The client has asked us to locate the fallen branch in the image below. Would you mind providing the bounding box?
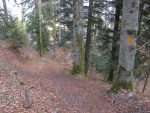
[21,89,31,108]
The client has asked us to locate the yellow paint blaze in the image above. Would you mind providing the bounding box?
[127,37,134,43]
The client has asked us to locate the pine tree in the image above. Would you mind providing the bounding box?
[85,0,94,74]
[107,0,122,82]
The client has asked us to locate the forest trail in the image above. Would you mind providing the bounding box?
[0,42,150,113]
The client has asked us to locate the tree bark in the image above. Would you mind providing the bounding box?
[137,1,144,36]
[72,0,85,74]
[85,0,94,75]
[2,0,8,24]
[117,0,140,91]
[38,0,45,57]
[107,0,122,82]
[58,22,62,46]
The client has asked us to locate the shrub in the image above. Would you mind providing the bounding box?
[4,17,27,53]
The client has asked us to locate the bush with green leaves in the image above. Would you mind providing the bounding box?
[0,15,26,53]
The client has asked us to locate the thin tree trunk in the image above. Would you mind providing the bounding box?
[2,0,8,38]
[85,0,94,74]
[58,0,62,46]
[142,73,149,93]
[53,21,57,51]
[38,0,44,57]
[21,0,25,31]
[107,0,122,82]
[53,0,57,53]
[58,22,62,46]
[117,0,140,91]
[137,1,144,37]
[2,0,8,24]
[72,0,85,74]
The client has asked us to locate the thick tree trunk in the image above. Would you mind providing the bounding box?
[38,0,45,57]
[107,0,122,82]
[117,0,140,91]
[85,0,94,75]
[72,0,85,74]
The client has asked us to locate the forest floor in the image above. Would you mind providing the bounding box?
[0,41,150,113]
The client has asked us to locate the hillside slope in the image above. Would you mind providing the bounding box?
[0,41,150,113]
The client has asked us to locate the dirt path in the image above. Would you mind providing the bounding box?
[13,56,150,113]
[35,69,116,113]
[14,58,117,113]
[0,43,150,113]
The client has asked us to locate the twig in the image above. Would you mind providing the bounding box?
[142,73,150,93]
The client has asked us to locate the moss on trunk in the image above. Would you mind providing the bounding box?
[116,66,136,92]
[72,34,85,75]
[72,0,85,75]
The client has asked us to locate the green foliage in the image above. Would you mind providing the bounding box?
[71,65,82,75]
[121,19,127,25]
[138,0,150,40]
[26,4,52,50]
[90,26,112,75]
[71,37,85,75]
[90,53,110,74]
[127,29,137,36]
[57,0,73,46]
[71,65,86,77]
[0,14,26,52]
[126,76,135,91]
[25,55,32,61]
[7,19,26,50]
[134,0,150,79]
[111,82,120,93]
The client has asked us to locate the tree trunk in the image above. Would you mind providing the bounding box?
[107,0,122,82]
[38,0,45,57]
[53,21,57,51]
[85,0,94,75]
[2,0,8,38]
[2,0,8,24]
[72,0,85,74]
[137,1,144,36]
[58,22,62,46]
[53,0,57,53]
[117,0,140,91]
[21,0,26,32]
[58,0,62,46]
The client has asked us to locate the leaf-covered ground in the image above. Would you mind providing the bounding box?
[0,41,150,113]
